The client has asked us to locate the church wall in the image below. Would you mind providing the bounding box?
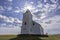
[30,21,44,35]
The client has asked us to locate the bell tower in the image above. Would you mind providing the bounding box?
[21,9,32,34]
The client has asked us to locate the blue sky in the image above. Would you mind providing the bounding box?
[0,0,60,35]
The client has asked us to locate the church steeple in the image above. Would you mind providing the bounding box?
[25,9,31,15]
[25,9,31,13]
[22,9,32,26]
[21,9,33,34]
[23,9,32,20]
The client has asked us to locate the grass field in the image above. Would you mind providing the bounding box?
[0,35,16,40]
[0,34,60,40]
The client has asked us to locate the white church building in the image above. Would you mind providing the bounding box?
[21,10,44,35]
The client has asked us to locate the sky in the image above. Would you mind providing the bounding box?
[0,0,60,35]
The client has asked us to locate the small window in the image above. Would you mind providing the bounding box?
[33,22,35,25]
[24,22,26,25]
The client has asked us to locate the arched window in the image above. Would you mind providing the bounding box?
[33,22,35,25]
[24,22,26,25]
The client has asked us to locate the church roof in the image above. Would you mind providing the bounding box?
[25,9,31,13]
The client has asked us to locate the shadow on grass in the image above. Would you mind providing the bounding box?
[10,34,48,40]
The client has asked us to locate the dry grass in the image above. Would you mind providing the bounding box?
[0,34,60,40]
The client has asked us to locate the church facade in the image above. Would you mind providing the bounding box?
[21,10,44,35]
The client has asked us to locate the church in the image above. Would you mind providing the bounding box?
[21,10,44,35]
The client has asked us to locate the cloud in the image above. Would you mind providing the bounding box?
[7,6,12,11]
[14,10,20,13]
[41,15,60,34]
[0,14,22,24]
[19,1,59,25]
[27,1,58,20]
[0,23,7,27]
[8,0,13,2]
[33,15,38,21]
[21,1,35,13]
[58,5,60,9]
[0,27,21,35]
[32,3,58,21]
[13,7,24,13]
[44,0,47,3]
[44,23,60,34]
[44,0,58,3]
[13,7,21,13]
[14,18,22,23]
[0,6,4,11]
[14,1,58,20]
[30,2,34,4]
[45,20,52,24]
[50,0,58,3]
[43,15,60,24]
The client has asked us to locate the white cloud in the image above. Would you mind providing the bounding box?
[44,0,47,3]
[58,5,60,9]
[50,4,57,9]
[44,23,60,34]
[33,2,58,20]
[33,15,38,21]
[30,2,34,4]
[50,0,58,3]
[37,3,43,8]
[20,1,58,19]
[8,0,13,2]
[7,6,12,11]
[13,7,22,13]
[41,3,57,13]
[0,15,22,23]
[21,1,35,12]
[14,18,22,23]
[42,15,60,24]
[40,15,60,34]
[0,23,7,27]
[14,10,20,13]
[0,6,4,11]
[0,27,21,35]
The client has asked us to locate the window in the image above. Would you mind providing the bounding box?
[33,22,35,25]
[24,22,26,25]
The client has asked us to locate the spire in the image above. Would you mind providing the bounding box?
[25,9,31,13]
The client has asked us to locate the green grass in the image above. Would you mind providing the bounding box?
[0,35,16,40]
[0,34,60,40]
[40,34,60,40]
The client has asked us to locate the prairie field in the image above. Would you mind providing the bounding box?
[0,34,60,40]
